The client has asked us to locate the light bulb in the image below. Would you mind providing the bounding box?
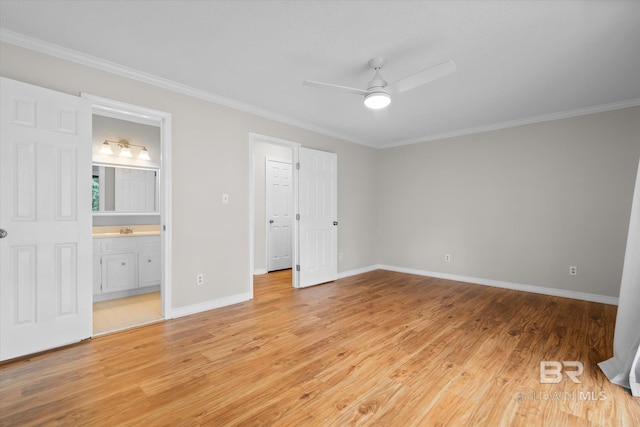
[364,92,391,109]
[138,147,150,161]
[99,141,113,155]
[119,145,132,158]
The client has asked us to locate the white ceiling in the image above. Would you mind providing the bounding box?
[1,1,639,148]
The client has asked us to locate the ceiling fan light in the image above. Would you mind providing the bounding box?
[364,92,391,109]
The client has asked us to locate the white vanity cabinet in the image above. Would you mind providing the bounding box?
[102,252,137,292]
[138,237,162,287]
[93,235,161,298]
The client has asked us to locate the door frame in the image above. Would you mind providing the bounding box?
[82,93,173,320]
[249,133,300,290]
[265,156,293,272]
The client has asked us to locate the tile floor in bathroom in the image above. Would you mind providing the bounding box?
[93,292,162,334]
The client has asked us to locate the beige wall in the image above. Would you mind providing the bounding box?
[377,107,640,297]
[0,42,379,311]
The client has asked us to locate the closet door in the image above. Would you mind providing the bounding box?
[298,147,337,287]
[0,77,92,361]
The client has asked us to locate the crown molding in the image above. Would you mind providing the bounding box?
[0,28,367,147]
[2,28,637,151]
[380,98,640,149]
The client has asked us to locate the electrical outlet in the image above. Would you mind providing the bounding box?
[339,252,344,261]
[569,266,577,276]
[196,274,204,285]
[444,254,451,262]
[222,193,229,204]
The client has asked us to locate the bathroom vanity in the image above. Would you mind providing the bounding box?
[92,225,161,301]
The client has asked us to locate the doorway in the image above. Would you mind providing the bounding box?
[266,156,293,272]
[250,134,299,291]
[83,93,172,334]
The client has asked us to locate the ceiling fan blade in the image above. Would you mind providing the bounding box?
[303,80,369,96]
[386,60,457,93]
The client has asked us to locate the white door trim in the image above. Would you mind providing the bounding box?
[81,93,173,320]
[249,133,300,291]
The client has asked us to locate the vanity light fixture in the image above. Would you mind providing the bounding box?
[138,147,151,161]
[100,139,151,160]
[99,140,114,155]
[119,144,133,158]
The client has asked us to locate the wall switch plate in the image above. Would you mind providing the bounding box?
[197,274,204,285]
[444,254,451,262]
[222,193,229,204]
[569,266,577,276]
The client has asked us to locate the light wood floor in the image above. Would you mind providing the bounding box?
[93,292,162,335]
[1,270,638,426]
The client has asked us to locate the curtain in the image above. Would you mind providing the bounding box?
[599,157,640,397]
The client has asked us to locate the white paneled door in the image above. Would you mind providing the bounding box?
[0,77,92,361]
[298,148,337,287]
[266,158,293,271]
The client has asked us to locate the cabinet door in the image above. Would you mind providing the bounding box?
[102,253,137,292]
[139,251,161,287]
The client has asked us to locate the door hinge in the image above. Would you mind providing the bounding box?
[296,265,300,272]
[163,224,166,231]
[296,162,300,170]
[296,213,300,220]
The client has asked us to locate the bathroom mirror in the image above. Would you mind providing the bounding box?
[92,165,159,214]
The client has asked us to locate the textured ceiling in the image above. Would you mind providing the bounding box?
[1,1,639,148]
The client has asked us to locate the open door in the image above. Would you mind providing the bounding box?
[0,77,92,361]
[298,147,337,287]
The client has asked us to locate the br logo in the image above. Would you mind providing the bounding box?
[540,361,583,384]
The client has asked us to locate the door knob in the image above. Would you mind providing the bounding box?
[269,219,274,224]
[0,229,7,239]
[333,221,339,226]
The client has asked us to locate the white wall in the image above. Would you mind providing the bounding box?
[377,107,640,298]
[0,42,379,311]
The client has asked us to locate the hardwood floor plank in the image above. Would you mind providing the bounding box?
[1,269,638,426]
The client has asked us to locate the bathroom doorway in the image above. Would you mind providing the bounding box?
[85,94,172,335]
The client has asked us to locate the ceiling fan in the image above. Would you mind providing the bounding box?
[303,57,456,109]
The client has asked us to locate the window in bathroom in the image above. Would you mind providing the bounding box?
[92,174,100,211]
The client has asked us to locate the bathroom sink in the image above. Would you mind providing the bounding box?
[92,225,161,238]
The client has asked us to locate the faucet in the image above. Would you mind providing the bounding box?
[120,227,134,234]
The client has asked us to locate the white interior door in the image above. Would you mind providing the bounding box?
[266,158,293,271]
[298,147,337,287]
[0,77,92,361]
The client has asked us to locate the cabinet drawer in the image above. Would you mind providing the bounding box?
[137,236,161,253]
[101,238,137,255]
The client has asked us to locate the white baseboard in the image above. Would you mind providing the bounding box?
[167,291,253,319]
[253,268,267,275]
[377,264,619,306]
[338,265,379,279]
